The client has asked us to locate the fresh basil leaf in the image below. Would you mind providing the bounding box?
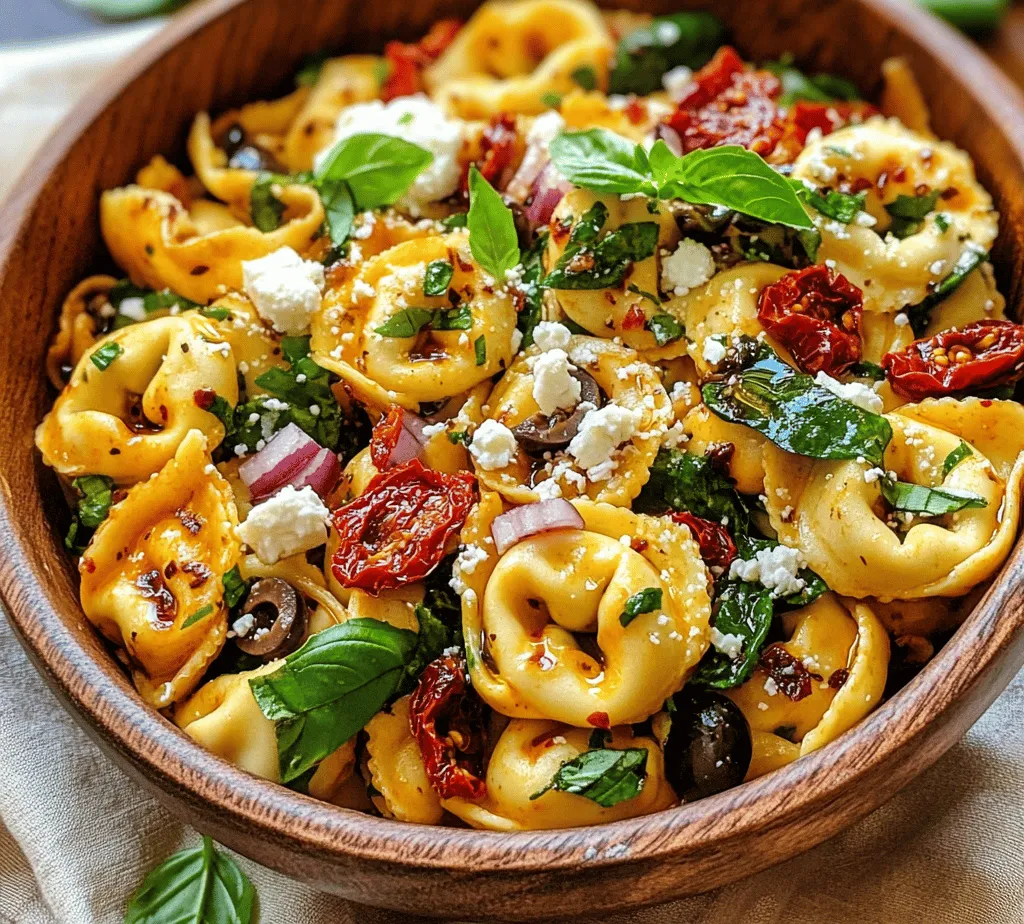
[424,260,454,297]
[531,748,648,807]
[544,202,659,290]
[181,604,214,630]
[763,56,860,106]
[374,307,435,338]
[549,129,656,196]
[571,65,598,91]
[942,441,973,477]
[648,312,683,346]
[851,360,886,381]
[125,836,255,924]
[886,190,940,239]
[396,604,454,697]
[657,143,814,230]
[318,177,354,247]
[633,448,750,533]
[108,281,203,321]
[627,283,662,307]
[73,475,115,528]
[734,534,828,608]
[222,566,251,610]
[516,231,548,349]
[296,51,329,87]
[792,182,866,223]
[880,479,987,515]
[250,618,418,782]
[315,133,433,209]
[906,245,988,335]
[620,587,663,627]
[467,166,521,280]
[935,212,952,232]
[609,11,726,96]
[474,335,487,366]
[434,306,474,331]
[250,172,287,232]
[540,92,563,108]
[90,341,123,371]
[693,581,774,689]
[441,212,468,229]
[703,350,893,466]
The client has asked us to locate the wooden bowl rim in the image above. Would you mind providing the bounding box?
[3,0,1024,879]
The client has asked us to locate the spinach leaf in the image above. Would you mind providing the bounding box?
[906,244,988,335]
[620,588,663,627]
[315,133,433,209]
[467,166,521,280]
[250,172,288,232]
[64,475,117,553]
[250,618,418,782]
[544,202,659,290]
[763,56,860,106]
[851,360,886,381]
[734,534,828,608]
[792,182,866,223]
[516,231,548,349]
[880,479,987,515]
[609,11,726,96]
[549,129,656,196]
[942,441,973,476]
[530,748,648,807]
[424,260,454,296]
[571,65,598,91]
[885,190,940,239]
[89,341,123,371]
[702,349,893,466]
[125,836,255,924]
[692,581,774,689]
[648,312,684,346]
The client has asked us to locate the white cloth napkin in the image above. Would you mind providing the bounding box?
[2,23,1024,924]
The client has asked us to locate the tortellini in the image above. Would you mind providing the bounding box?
[764,399,1024,599]
[45,275,117,389]
[425,0,613,119]
[459,494,711,726]
[312,231,517,409]
[79,431,240,707]
[36,314,237,483]
[443,719,674,830]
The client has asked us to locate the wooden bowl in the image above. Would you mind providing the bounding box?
[3,0,1024,918]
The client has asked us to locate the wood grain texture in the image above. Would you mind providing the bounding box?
[2,0,1024,918]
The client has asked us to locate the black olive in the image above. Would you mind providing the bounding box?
[512,368,601,455]
[234,577,307,660]
[220,122,283,173]
[222,123,247,157]
[663,688,752,801]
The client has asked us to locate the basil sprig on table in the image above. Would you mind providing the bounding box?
[549,130,813,231]
[880,478,987,515]
[467,165,521,280]
[125,836,255,924]
[702,347,894,466]
[906,244,989,335]
[543,201,659,290]
[250,618,420,782]
[693,581,774,689]
[531,748,648,807]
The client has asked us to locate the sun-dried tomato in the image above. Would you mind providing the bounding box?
[369,405,405,471]
[409,653,487,800]
[666,46,784,156]
[882,320,1024,401]
[773,100,879,163]
[461,113,519,196]
[330,459,476,593]
[759,643,812,702]
[758,265,863,376]
[381,19,462,102]
[622,304,646,330]
[670,512,737,571]
[586,711,611,730]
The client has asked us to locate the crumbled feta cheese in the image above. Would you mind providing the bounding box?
[729,544,807,598]
[531,349,581,416]
[532,321,573,352]
[231,613,255,638]
[237,485,329,565]
[568,404,642,475]
[863,467,887,484]
[661,239,716,296]
[352,278,376,300]
[814,371,884,414]
[535,478,563,500]
[661,65,693,101]
[710,627,745,660]
[317,95,463,210]
[702,336,728,366]
[469,419,518,470]
[421,421,446,440]
[510,327,523,353]
[456,543,488,575]
[118,296,147,322]
[893,312,909,328]
[241,247,325,335]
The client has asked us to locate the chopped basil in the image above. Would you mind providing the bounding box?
[441,212,468,229]
[222,566,251,610]
[571,65,598,91]
[200,306,231,321]
[467,166,521,280]
[540,92,563,108]
[880,479,987,515]
[107,280,203,326]
[516,231,548,349]
[396,604,456,697]
[648,312,684,346]
[906,245,988,335]
[447,430,470,446]
[250,618,419,782]
[250,172,288,232]
[65,474,116,553]
[549,129,657,197]
[124,836,255,924]
[531,747,648,807]
[627,283,662,307]
[609,11,726,96]
[424,260,454,296]
[851,360,887,381]
[763,55,860,106]
[474,335,487,366]
[181,604,214,630]
[295,51,328,87]
[885,190,940,239]
[792,183,866,223]
[935,212,952,232]
[620,587,663,627]
[942,441,973,476]
[317,176,355,247]
[315,133,433,209]
[90,341,123,370]
[543,201,659,290]
[702,348,893,466]
[693,581,774,689]
[374,306,472,338]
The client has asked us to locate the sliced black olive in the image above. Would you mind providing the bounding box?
[512,368,601,455]
[220,122,283,173]
[234,577,307,660]
[663,688,752,801]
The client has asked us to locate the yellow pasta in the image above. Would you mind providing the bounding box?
[45,275,118,390]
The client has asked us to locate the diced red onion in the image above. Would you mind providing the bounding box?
[239,422,320,501]
[386,421,425,468]
[655,123,683,157]
[525,163,572,225]
[506,146,549,204]
[490,499,585,555]
[288,446,341,498]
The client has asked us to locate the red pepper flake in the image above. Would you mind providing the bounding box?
[82,558,96,573]
[181,561,212,589]
[759,643,813,701]
[164,561,178,580]
[828,667,850,690]
[193,388,216,411]
[586,711,611,730]
[136,569,177,624]
[630,537,649,553]
[622,304,646,330]
[175,508,204,536]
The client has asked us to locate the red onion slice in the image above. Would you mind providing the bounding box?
[491,499,585,555]
[654,123,683,157]
[239,422,320,501]
[288,446,341,498]
[525,163,571,225]
[386,421,425,468]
